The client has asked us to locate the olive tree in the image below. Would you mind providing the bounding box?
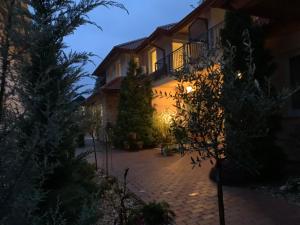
[83,105,103,170]
[170,32,292,225]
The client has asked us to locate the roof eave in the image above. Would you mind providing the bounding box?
[93,47,134,76]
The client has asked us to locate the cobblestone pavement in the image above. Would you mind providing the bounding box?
[79,138,300,225]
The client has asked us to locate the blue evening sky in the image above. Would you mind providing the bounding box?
[65,0,198,95]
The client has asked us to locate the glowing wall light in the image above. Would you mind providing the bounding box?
[186,86,193,93]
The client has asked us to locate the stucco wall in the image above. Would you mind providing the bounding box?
[208,8,225,28]
[102,92,120,126]
[152,78,178,114]
[106,53,137,83]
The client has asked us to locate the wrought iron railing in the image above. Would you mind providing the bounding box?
[152,42,206,79]
[151,21,224,79]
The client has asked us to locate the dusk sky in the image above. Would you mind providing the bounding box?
[65,0,198,94]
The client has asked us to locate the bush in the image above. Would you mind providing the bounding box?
[210,138,287,186]
[42,159,101,225]
[128,201,175,225]
[220,11,286,184]
[152,111,174,147]
[251,136,286,180]
[210,159,253,186]
[76,133,85,147]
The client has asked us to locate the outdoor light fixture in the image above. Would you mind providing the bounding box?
[237,72,242,79]
[162,111,173,124]
[186,86,193,93]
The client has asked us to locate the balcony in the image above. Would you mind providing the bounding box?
[150,22,224,80]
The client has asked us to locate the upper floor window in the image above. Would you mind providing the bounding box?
[115,60,121,77]
[172,42,184,70]
[134,57,140,67]
[149,49,157,73]
[290,55,300,109]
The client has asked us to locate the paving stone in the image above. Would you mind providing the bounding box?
[79,139,300,225]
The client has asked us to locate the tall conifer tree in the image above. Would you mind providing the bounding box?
[115,60,154,149]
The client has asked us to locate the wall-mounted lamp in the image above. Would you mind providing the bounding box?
[237,72,242,79]
[186,86,193,93]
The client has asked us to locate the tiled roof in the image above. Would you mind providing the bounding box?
[116,37,147,50]
[158,23,177,31]
[111,23,177,51]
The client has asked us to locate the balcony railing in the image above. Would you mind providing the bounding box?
[151,22,224,80]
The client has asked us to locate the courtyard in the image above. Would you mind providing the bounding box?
[80,137,300,225]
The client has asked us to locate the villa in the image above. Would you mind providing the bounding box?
[86,0,300,161]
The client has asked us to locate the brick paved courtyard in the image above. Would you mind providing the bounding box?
[79,138,300,225]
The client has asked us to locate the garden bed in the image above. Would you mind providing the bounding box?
[95,170,175,225]
[253,177,300,206]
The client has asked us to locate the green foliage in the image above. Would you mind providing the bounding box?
[141,201,175,225]
[167,31,292,225]
[221,11,286,179]
[222,31,290,178]
[1,1,126,225]
[101,169,175,225]
[128,201,175,225]
[152,111,174,146]
[76,133,86,147]
[114,60,154,149]
[42,160,100,225]
[170,49,225,166]
[83,105,103,139]
[93,76,106,93]
[221,11,276,89]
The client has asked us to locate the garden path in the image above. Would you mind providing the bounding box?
[78,137,300,225]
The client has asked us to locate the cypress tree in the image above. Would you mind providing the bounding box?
[114,59,154,149]
[1,1,126,224]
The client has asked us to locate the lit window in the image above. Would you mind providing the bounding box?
[172,42,184,70]
[134,57,140,67]
[150,49,157,73]
[115,60,121,77]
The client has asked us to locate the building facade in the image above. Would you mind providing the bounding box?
[87,0,300,160]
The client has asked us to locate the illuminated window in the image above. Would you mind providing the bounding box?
[172,42,184,70]
[115,60,121,77]
[150,49,157,73]
[134,57,140,67]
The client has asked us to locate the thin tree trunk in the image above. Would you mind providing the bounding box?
[91,133,98,170]
[216,158,225,225]
[105,135,109,176]
[0,0,15,123]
